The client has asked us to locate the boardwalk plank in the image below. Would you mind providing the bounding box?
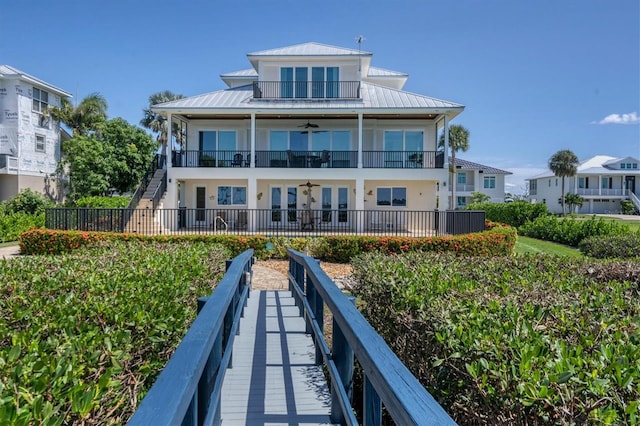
[221,290,333,425]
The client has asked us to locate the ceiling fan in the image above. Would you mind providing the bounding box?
[298,120,319,129]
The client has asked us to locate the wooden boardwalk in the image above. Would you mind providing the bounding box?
[220,290,334,425]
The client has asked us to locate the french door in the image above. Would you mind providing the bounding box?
[270,186,298,226]
[320,186,349,226]
[196,187,206,222]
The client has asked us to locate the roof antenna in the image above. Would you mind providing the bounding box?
[356,35,365,77]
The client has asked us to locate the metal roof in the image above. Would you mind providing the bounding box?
[0,65,72,97]
[221,66,406,78]
[152,82,463,114]
[367,66,408,77]
[247,42,371,57]
[453,157,512,174]
[528,155,639,179]
[220,69,258,78]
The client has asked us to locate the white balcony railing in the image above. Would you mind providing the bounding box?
[576,188,626,196]
[455,184,475,192]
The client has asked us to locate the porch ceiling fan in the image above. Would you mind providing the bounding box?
[299,180,321,188]
[298,120,319,129]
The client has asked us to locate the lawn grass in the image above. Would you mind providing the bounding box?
[0,241,18,248]
[514,235,582,256]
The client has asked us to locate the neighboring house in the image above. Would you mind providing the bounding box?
[0,65,71,201]
[452,157,512,208]
[150,42,465,233]
[527,155,640,214]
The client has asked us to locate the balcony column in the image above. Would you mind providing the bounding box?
[357,113,363,168]
[166,113,172,171]
[443,115,451,210]
[250,112,256,168]
[247,177,257,232]
[355,178,365,232]
[598,175,602,195]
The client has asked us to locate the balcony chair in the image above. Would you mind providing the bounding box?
[320,150,330,167]
[287,150,305,168]
[231,153,243,167]
[244,153,251,167]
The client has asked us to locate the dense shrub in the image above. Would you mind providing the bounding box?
[466,200,547,228]
[351,252,640,425]
[20,226,516,262]
[518,215,630,247]
[0,241,229,424]
[579,234,640,259]
[0,212,45,243]
[0,190,51,242]
[313,225,517,262]
[75,196,131,208]
[20,229,271,258]
[4,188,53,215]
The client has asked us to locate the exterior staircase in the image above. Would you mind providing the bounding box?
[124,155,169,234]
[629,191,640,215]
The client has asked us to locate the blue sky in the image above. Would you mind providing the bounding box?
[2,0,638,194]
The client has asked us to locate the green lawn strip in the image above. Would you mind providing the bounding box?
[515,236,582,256]
[0,241,18,248]
[0,241,229,424]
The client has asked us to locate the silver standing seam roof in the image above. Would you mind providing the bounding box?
[452,157,512,175]
[247,42,372,57]
[152,82,463,114]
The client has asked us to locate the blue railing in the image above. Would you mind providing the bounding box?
[128,250,254,425]
[287,249,456,425]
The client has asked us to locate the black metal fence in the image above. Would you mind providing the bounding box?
[46,208,485,237]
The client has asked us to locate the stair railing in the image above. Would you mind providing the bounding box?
[127,154,166,210]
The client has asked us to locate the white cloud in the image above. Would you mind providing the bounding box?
[593,112,640,125]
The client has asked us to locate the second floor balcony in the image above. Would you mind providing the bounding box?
[172,150,444,169]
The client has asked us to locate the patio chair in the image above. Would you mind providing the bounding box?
[236,211,248,229]
[231,153,243,167]
[300,210,315,230]
[244,153,251,167]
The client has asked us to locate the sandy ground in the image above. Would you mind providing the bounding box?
[0,244,20,259]
[252,259,353,291]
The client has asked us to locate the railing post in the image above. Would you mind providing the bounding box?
[313,259,324,365]
[196,296,223,425]
[364,375,382,425]
[330,295,355,424]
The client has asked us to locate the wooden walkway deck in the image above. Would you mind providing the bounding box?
[220,290,334,425]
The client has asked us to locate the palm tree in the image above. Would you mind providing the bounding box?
[438,124,470,209]
[548,149,579,215]
[140,91,185,152]
[564,193,584,214]
[47,93,108,136]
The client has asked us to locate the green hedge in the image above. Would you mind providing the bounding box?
[0,241,229,424]
[579,234,640,259]
[0,212,44,243]
[351,252,640,424]
[466,200,548,228]
[518,215,631,247]
[75,196,131,208]
[20,225,516,262]
[313,223,516,262]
